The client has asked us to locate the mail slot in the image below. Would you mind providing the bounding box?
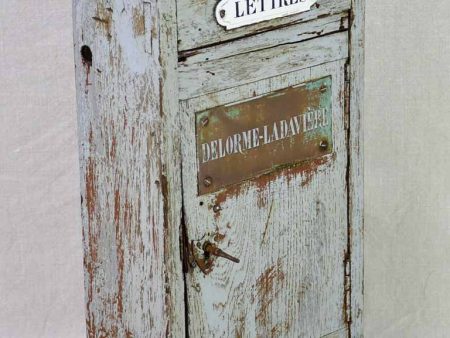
[73,1,364,337]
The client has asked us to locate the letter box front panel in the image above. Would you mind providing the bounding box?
[196,76,333,195]
[180,60,349,337]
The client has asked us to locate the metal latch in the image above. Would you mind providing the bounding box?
[188,234,240,275]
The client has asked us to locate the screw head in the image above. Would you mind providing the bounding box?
[319,140,328,150]
[213,204,221,213]
[219,9,226,18]
[201,117,209,127]
[203,176,213,187]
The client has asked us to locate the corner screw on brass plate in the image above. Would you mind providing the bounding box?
[319,140,328,151]
[203,176,213,187]
[201,117,209,127]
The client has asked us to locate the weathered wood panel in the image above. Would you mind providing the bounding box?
[349,1,365,337]
[73,0,363,335]
[73,1,184,337]
[179,12,349,64]
[177,0,351,51]
[180,61,350,337]
[179,31,348,100]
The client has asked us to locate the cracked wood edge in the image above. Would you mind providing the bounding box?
[178,12,349,64]
[177,0,351,51]
[73,0,184,337]
[179,31,349,100]
[349,0,365,337]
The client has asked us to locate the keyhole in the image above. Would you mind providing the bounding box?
[80,45,92,66]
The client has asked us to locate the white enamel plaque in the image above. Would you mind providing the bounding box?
[215,0,317,30]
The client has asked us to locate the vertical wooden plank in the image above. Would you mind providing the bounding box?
[349,0,365,337]
[158,0,186,336]
[72,0,184,336]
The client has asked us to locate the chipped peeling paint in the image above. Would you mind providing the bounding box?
[74,0,184,337]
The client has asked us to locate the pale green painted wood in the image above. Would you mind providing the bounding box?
[181,60,350,338]
[73,0,184,337]
[177,0,351,50]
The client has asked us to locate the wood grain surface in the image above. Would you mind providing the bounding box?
[177,0,351,51]
[73,0,364,336]
[179,30,349,100]
[181,61,350,337]
[73,1,184,336]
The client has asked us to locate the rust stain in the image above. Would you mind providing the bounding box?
[300,154,335,187]
[196,256,215,275]
[160,174,170,244]
[261,200,274,244]
[114,190,120,225]
[85,157,97,225]
[93,3,112,40]
[132,7,145,36]
[268,321,292,338]
[235,314,246,338]
[256,259,285,328]
[214,154,334,206]
[110,135,117,160]
[95,324,119,338]
[116,200,125,322]
[123,197,132,238]
[160,173,176,335]
[84,125,99,337]
[213,232,226,243]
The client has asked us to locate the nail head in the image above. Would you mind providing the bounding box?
[203,176,213,187]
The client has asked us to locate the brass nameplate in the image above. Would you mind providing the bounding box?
[196,76,333,195]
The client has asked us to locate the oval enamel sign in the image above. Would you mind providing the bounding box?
[215,0,318,30]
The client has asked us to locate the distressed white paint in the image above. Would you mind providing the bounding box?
[179,12,348,64]
[177,0,351,50]
[73,0,184,337]
[349,1,365,336]
[74,0,363,336]
[181,61,350,337]
[215,0,317,30]
[179,31,348,99]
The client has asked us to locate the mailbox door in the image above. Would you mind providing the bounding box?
[180,59,350,337]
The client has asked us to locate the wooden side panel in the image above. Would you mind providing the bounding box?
[179,31,348,100]
[177,0,351,51]
[73,1,184,337]
[181,61,349,337]
[349,0,365,336]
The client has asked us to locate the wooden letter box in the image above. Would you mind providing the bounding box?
[73,0,364,336]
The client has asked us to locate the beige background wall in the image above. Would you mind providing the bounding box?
[0,1,86,337]
[364,1,450,337]
[1,0,449,337]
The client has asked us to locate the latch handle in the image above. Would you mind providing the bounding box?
[203,241,240,263]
